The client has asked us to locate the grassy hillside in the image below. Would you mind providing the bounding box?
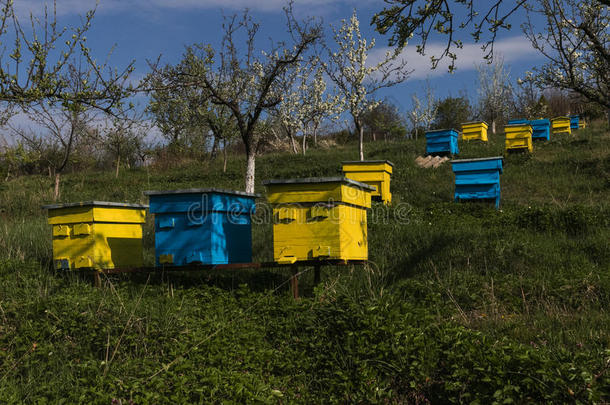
[1,125,609,403]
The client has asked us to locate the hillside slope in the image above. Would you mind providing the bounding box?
[0,125,609,403]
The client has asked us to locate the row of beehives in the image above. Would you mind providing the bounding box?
[424,116,584,210]
[425,115,583,155]
[43,161,394,270]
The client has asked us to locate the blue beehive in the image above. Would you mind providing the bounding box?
[425,128,459,155]
[508,119,529,125]
[569,115,579,130]
[530,119,550,141]
[451,157,503,209]
[144,188,259,266]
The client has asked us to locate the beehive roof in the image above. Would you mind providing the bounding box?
[262,177,376,191]
[42,201,148,210]
[143,188,260,198]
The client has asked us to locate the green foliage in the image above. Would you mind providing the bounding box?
[0,124,608,402]
[433,96,472,130]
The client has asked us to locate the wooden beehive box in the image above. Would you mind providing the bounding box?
[425,128,459,155]
[461,121,489,142]
[145,189,259,266]
[341,160,394,205]
[451,157,503,209]
[551,117,571,135]
[530,119,551,141]
[263,177,374,264]
[43,201,147,270]
[505,124,533,153]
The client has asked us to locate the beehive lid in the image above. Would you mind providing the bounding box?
[262,177,376,192]
[462,121,488,125]
[144,188,260,198]
[426,128,459,134]
[551,116,570,120]
[341,160,395,167]
[42,201,148,210]
[451,156,504,164]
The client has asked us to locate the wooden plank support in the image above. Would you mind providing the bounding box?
[290,268,299,300]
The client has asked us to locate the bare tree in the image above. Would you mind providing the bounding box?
[325,10,410,161]
[0,1,134,113]
[10,100,92,200]
[372,0,529,71]
[162,7,322,193]
[476,57,512,134]
[523,0,609,113]
[274,57,340,155]
[408,80,436,139]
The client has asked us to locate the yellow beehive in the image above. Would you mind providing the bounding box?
[551,116,571,135]
[43,201,148,270]
[341,160,394,205]
[263,177,375,264]
[461,121,489,141]
[505,124,533,153]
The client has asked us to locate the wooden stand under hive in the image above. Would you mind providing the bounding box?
[263,177,375,264]
[43,201,147,270]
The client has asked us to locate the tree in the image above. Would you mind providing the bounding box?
[0,1,134,113]
[147,47,239,168]
[433,96,471,130]
[149,8,322,193]
[407,80,436,139]
[372,0,609,114]
[9,63,101,200]
[476,57,512,134]
[273,57,340,155]
[522,0,609,111]
[326,10,410,161]
[514,72,549,118]
[362,100,407,142]
[372,0,529,71]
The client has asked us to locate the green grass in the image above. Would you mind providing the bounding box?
[0,125,609,403]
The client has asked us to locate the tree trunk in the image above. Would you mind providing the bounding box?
[356,119,364,161]
[211,136,219,160]
[415,127,418,140]
[491,119,496,135]
[223,138,228,173]
[115,153,120,178]
[302,133,307,155]
[313,127,318,145]
[54,173,61,201]
[289,131,299,154]
[372,131,376,142]
[245,149,256,194]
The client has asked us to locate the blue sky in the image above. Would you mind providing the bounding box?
[8,0,548,134]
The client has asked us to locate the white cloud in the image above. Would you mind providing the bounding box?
[369,36,543,80]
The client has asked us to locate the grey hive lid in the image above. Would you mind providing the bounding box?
[426,128,459,134]
[42,201,148,210]
[262,176,376,192]
[341,159,395,167]
[462,120,488,125]
[144,188,260,198]
[451,156,504,164]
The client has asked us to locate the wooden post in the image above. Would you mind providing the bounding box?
[93,272,102,288]
[290,268,299,300]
